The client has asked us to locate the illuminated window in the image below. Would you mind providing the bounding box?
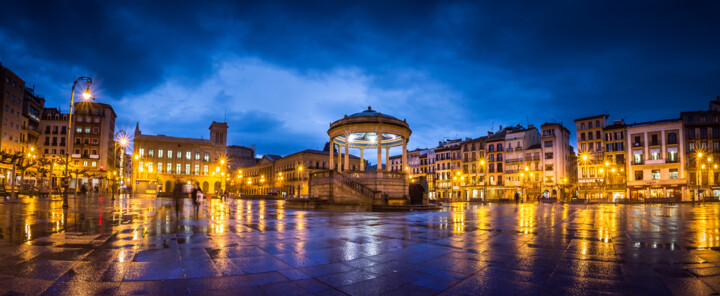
[651,169,660,180]
[669,169,678,179]
[149,149,154,157]
[194,165,200,175]
[168,150,173,159]
[176,151,181,158]
[148,162,153,172]
[186,151,191,160]
[185,164,190,174]
[139,162,144,172]
[139,148,145,157]
[158,162,163,173]
[195,152,200,160]
[176,164,181,174]
[204,165,208,174]
[204,153,209,161]
[83,160,88,166]
[158,150,163,158]
[167,163,172,173]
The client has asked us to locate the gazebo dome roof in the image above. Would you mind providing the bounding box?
[348,107,397,120]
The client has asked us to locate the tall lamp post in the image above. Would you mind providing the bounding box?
[479,159,486,202]
[63,76,93,209]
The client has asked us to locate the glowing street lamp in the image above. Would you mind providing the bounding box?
[63,76,92,209]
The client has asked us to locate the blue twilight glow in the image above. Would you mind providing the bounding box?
[1,1,719,156]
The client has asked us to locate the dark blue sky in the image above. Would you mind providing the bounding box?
[1,1,719,158]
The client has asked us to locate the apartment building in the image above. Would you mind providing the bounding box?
[503,125,541,200]
[575,114,609,199]
[681,97,720,199]
[540,123,576,200]
[603,120,628,200]
[459,136,486,200]
[434,139,462,200]
[626,119,686,200]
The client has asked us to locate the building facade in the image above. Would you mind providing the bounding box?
[503,125,541,200]
[459,137,486,200]
[681,98,720,199]
[626,119,686,200]
[603,120,628,201]
[575,114,609,199]
[540,122,576,200]
[69,102,117,189]
[132,121,228,194]
[239,149,362,197]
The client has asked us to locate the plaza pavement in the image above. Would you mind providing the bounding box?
[0,194,719,295]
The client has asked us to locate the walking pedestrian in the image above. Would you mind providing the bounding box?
[192,184,203,218]
[173,178,184,218]
[514,192,520,204]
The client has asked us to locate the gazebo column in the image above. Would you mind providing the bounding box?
[337,144,342,171]
[329,139,334,171]
[376,131,382,171]
[402,138,408,173]
[385,147,390,172]
[344,136,350,172]
[360,148,364,171]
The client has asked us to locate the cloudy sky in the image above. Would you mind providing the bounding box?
[1,1,719,159]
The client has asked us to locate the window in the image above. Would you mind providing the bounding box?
[147,162,153,172]
[195,152,200,160]
[76,127,82,133]
[176,164,181,174]
[139,162,144,172]
[667,148,678,162]
[497,154,503,161]
[589,122,593,129]
[168,150,173,159]
[185,164,190,174]
[194,164,200,175]
[149,149,154,157]
[581,123,585,130]
[701,128,708,139]
[581,133,586,141]
[83,160,88,166]
[158,163,163,173]
[175,150,181,158]
[204,165,209,174]
[669,169,678,179]
[596,131,601,140]
[581,143,586,151]
[139,148,145,157]
[596,142,601,151]
[633,152,643,164]
[204,153,209,161]
[635,170,643,181]
[651,134,658,146]
[92,127,99,134]
[167,163,172,173]
[650,149,660,160]
[595,120,600,128]
[488,145,494,152]
[545,165,553,171]
[497,144,502,151]
[158,150,164,158]
[634,136,641,146]
[545,152,553,159]
[92,138,98,145]
[84,127,90,133]
[668,133,677,144]
[651,169,660,180]
[689,142,695,151]
[489,164,494,173]
[497,163,503,172]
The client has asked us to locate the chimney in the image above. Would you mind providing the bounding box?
[487,131,493,136]
[528,124,535,129]
[499,125,503,130]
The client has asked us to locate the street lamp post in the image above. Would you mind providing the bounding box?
[480,159,486,202]
[63,76,93,209]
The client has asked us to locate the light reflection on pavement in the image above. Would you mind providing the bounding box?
[0,194,718,295]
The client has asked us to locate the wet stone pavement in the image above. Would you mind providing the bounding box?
[0,195,719,295]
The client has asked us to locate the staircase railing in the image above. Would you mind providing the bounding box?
[335,171,377,199]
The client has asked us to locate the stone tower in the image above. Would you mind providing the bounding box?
[209,121,228,148]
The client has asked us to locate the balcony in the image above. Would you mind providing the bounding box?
[632,160,644,165]
[649,141,660,147]
[632,142,644,148]
[506,158,524,163]
[89,154,100,159]
[71,154,81,158]
[665,159,679,164]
